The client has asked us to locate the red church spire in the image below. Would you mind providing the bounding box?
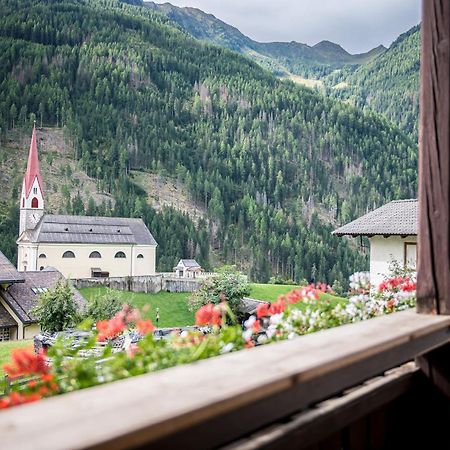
[23,123,44,197]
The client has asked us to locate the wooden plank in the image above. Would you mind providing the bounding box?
[417,343,450,398]
[222,364,417,450]
[0,311,448,450]
[417,0,450,314]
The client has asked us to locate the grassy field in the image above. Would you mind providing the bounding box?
[249,283,345,304]
[0,340,33,376]
[80,284,346,328]
[80,288,194,328]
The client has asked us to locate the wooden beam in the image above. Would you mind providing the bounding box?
[222,363,418,450]
[417,0,450,314]
[0,310,449,450]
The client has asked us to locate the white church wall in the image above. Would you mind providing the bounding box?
[37,243,156,279]
[369,235,417,288]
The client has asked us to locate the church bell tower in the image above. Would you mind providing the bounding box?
[19,123,45,236]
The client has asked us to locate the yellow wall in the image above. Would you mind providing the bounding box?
[36,243,156,279]
[24,323,41,340]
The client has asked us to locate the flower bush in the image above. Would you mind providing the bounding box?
[0,272,416,410]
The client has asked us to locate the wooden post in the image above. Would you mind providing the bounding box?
[417,0,450,314]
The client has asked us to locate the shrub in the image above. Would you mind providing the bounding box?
[85,289,123,322]
[188,271,250,319]
[32,280,80,333]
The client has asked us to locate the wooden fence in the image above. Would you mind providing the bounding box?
[1,309,450,449]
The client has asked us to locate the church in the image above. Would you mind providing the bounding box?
[16,125,158,279]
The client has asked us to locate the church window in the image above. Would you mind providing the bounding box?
[22,198,25,207]
[115,251,126,259]
[137,254,144,259]
[39,254,46,258]
[33,187,37,194]
[89,251,101,258]
[31,197,39,208]
[62,251,75,258]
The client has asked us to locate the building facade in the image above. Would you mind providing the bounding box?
[333,199,417,288]
[17,125,158,279]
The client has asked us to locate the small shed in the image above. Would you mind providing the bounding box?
[333,199,417,288]
[173,259,202,278]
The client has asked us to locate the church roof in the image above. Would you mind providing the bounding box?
[23,124,44,197]
[332,199,418,237]
[0,251,25,284]
[28,215,157,245]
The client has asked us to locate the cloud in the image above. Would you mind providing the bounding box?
[154,0,421,53]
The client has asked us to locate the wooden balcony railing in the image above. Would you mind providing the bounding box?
[1,309,450,450]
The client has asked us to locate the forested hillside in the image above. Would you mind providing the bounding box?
[325,26,420,141]
[145,1,386,79]
[0,0,417,285]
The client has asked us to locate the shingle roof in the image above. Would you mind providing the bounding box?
[177,259,201,268]
[28,215,157,246]
[0,251,25,284]
[0,303,17,327]
[333,199,418,237]
[1,269,86,323]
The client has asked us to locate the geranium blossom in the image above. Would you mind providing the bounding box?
[136,319,155,335]
[3,348,49,378]
[195,303,223,326]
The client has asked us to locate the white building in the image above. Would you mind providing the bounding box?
[333,199,417,288]
[17,125,158,279]
[173,259,202,278]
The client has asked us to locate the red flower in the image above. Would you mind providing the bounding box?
[0,391,42,409]
[195,303,222,326]
[256,303,270,318]
[3,348,48,378]
[252,319,261,334]
[136,319,155,335]
[269,298,286,315]
[97,314,126,342]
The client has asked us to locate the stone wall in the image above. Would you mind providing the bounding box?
[73,275,202,293]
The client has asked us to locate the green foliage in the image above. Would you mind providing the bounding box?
[0,0,417,284]
[326,26,419,141]
[84,289,123,322]
[32,280,80,333]
[188,272,250,317]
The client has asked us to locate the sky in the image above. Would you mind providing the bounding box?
[154,0,421,54]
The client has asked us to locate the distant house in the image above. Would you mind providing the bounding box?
[333,199,417,288]
[0,251,86,341]
[174,259,202,278]
[17,125,158,279]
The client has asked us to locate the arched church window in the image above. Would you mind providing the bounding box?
[62,251,75,258]
[31,197,39,208]
[89,251,101,258]
[114,251,126,259]
[38,254,46,259]
[137,254,144,259]
[22,198,25,207]
[33,187,37,194]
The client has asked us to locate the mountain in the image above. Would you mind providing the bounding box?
[145,2,386,78]
[0,0,417,285]
[326,25,420,141]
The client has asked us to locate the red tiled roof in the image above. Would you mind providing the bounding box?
[23,124,44,198]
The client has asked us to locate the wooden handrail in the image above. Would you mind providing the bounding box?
[1,310,450,450]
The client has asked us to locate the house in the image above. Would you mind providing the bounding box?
[332,199,417,288]
[17,125,158,279]
[0,251,85,341]
[173,259,202,278]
